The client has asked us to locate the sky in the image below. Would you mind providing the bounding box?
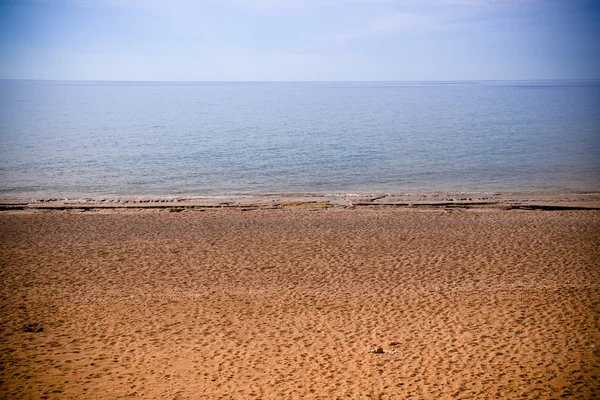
[0,0,599,81]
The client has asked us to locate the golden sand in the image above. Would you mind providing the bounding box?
[1,208,599,399]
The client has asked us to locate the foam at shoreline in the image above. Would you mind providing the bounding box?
[1,191,600,211]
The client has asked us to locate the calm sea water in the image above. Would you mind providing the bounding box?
[1,80,599,198]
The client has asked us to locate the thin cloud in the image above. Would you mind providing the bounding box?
[331,12,450,42]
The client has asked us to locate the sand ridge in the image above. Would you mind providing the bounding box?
[0,208,599,399]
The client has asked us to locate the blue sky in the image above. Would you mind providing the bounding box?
[0,0,599,81]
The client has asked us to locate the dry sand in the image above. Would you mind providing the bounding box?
[0,207,599,399]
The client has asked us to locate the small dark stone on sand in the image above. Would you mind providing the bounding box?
[22,323,43,333]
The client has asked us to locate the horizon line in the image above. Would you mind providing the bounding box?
[2,78,599,84]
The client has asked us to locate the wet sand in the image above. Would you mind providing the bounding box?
[1,207,599,399]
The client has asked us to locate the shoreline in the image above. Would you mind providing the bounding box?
[2,191,600,211]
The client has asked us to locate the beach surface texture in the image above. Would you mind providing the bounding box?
[1,198,599,399]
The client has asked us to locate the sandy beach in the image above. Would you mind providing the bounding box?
[1,205,599,399]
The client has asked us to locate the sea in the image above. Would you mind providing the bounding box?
[0,80,599,199]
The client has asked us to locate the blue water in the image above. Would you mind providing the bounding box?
[1,80,599,198]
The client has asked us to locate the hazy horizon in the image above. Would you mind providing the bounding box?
[2,78,600,83]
